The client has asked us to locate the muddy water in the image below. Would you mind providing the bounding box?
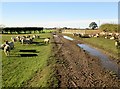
[77,44,120,78]
[63,36,74,41]
[63,35,120,78]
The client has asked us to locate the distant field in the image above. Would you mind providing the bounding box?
[65,34,118,59]
[1,33,58,87]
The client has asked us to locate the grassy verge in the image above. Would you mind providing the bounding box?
[1,33,58,87]
[64,34,119,60]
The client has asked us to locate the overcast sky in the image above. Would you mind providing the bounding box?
[1,1,118,28]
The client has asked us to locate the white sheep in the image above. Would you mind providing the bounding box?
[11,37,17,42]
[110,37,115,40]
[5,41,14,49]
[4,44,10,56]
[115,40,120,48]
[44,38,50,44]
[21,38,33,44]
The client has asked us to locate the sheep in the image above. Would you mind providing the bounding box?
[33,35,36,39]
[1,40,14,56]
[11,37,17,42]
[105,36,108,39]
[5,40,14,49]
[0,44,6,50]
[73,33,77,36]
[94,34,99,37]
[73,33,80,37]
[53,34,58,38]
[110,36,115,40]
[26,35,30,38]
[21,38,33,44]
[4,44,10,56]
[33,35,40,39]
[16,36,21,42]
[108,33,113,36]
[115,40,120,49]
[44,38,50,44]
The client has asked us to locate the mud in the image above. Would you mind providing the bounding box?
[53,34,120,88]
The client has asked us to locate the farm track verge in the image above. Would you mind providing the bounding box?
[53,34,120,88]
[65,34,120,66]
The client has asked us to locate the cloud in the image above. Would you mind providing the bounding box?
[3,19,118,28]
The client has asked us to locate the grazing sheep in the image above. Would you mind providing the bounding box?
[1,40,14,56]
[21,38,33,44]
[5,40,14,49]
[100,32,106,35]
[11,37,17,42]
[81,34,90,38]
[115,40,120,48]
[4,44,10,56]
[33,35,36,39]
[110,36,115,40]
[108,33,113,36]
[73,33,81,37]
[16,36,21,42]
[33,35,40,39]
[44,38,50,44]
[1,40,14,50]
[53,34,58,37]
[26,35,30,38]
[94,33,99,37]
[73,33,76,36]
[105,36,108,39]
[8,42,14,49]
[0,44,6,50]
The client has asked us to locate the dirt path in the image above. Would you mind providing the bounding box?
[53,34,120,88]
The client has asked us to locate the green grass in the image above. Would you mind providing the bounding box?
[65,34,119,59]
[43,29,56,33]
[1,33,58,87]
[82,37,117,53]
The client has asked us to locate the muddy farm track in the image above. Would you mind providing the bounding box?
[53,34,120,88]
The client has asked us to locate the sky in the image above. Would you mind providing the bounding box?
[1,1,118,28]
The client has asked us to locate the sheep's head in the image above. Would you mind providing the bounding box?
[4,40,8,44]
[47,37,50,39]
[1,44,6,50]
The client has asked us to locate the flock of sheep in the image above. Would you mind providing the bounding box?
[73,32,120,48]
[1,35,50,56]
[1,31,120,56]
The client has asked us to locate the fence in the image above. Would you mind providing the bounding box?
[62,29,101,34]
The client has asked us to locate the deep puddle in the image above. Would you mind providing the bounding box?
[77,44,120,78]
[63,36,74,41]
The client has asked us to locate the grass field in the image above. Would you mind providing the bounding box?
[65,34,119,59]
[1,33,58,87]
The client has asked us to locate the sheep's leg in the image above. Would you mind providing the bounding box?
[4,51,8,56]
[116,45,118,49]
[7,51,10,56]
[44,41,46,44]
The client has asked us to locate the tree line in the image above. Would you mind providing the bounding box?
[0,27,44,34]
